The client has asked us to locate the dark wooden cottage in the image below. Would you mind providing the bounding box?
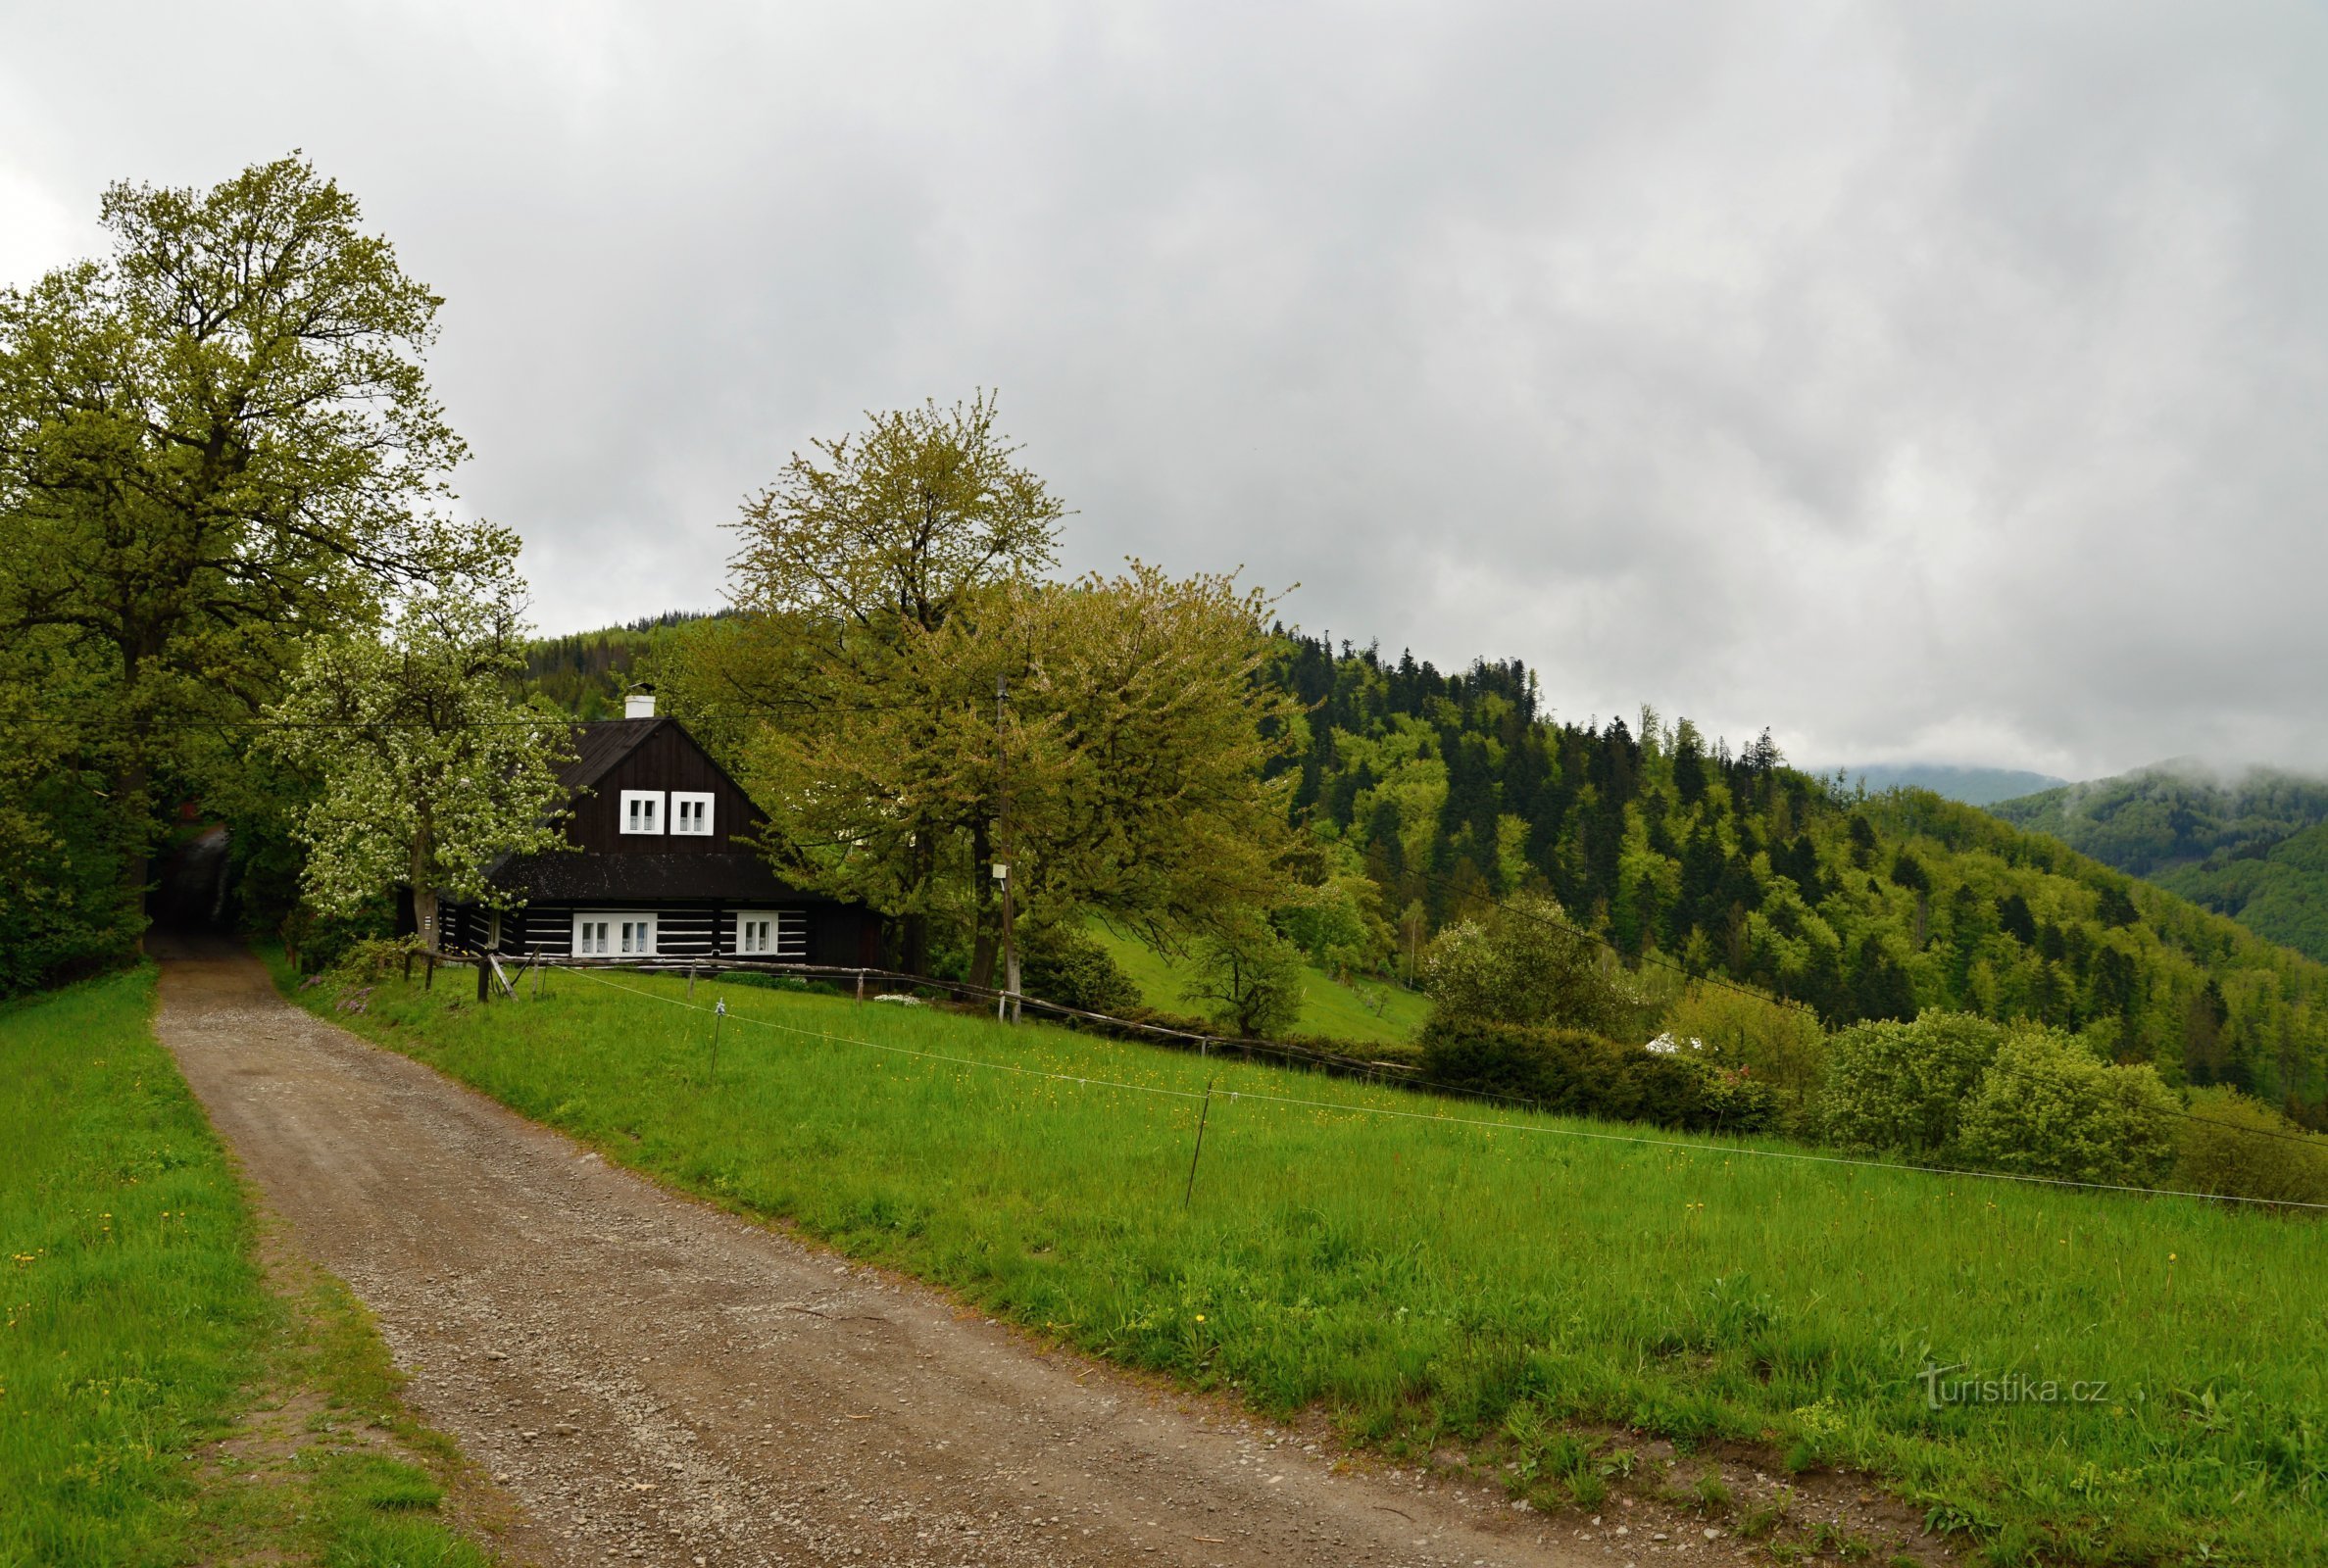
[438,695,882,966]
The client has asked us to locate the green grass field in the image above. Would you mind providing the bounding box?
[0,969,490,1568]
[284,960,2328,1565]
[1084,920,1431,1049]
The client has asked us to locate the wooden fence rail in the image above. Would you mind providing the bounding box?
[413,945,1423,1089]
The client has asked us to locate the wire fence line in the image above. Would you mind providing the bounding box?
[544,961,2328,1213]
[461,944,2328,1156]
[462,947,1440,1090]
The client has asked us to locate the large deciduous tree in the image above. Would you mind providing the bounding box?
[666,395,1302,985]
[0,154,464,946]
[680,392,1060,975]
[264,526,570,952]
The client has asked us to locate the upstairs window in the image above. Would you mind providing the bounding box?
[670,792,716,836]
[619,790,664,835]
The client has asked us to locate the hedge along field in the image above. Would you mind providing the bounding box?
[0,969,489,1568]
[286,960,2328,1566]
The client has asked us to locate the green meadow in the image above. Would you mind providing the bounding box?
[1083,920,1432,1049]
[287,961,2328,1566]
[0,970,489,1567]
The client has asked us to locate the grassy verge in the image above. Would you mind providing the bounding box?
[0,968,493,1568]
[1084,919,1430,1048]
[284,957,2328,1566]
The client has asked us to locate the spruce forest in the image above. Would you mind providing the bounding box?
[1268,637,2328,1121]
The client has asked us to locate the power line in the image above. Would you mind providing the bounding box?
[554,964,2328,1212]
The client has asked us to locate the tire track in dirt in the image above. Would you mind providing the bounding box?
[152,940,1610,1567]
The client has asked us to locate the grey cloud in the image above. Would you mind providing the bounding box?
[1,0,2321,778]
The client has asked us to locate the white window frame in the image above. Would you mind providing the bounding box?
[573,911,657,957]
[669,791,716,836]
[619,790,666,835]
[734,909,807,958]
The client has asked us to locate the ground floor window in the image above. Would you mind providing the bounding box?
[734,909,807,958]
[574,911,656,957]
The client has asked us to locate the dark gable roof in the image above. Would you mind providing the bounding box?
[491,851,819,904]
[554,716,767,816]
[557,716,666,793]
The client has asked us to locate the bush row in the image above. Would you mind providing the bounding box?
[1418,1019,1782,1134]
[1417,1005,2328,1208]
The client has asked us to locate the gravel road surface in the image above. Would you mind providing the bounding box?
[154,940,1606,1567]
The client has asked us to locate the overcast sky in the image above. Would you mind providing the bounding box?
[3,1,2322,779]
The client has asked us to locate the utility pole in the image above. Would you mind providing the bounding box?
[996,672,1018,1024]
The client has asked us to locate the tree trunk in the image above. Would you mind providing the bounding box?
[118,756,153,951]
[901,828,937,975]
[411,819,438,951]
[967,817,998,989]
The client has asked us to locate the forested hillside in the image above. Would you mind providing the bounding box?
[1272,638,2328,1123]
[522,612,717,715]
[1992,764,2328,964]
[1834,762,2063,806]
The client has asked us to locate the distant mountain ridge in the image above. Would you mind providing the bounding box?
[1838,763,2068,807]
[1991,763,2328,963]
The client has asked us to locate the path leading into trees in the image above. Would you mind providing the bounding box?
[151,937,1611,1568]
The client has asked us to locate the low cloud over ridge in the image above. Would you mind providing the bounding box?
[2,1,2321,778]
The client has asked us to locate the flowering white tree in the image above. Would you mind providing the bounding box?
[266,524,570,949]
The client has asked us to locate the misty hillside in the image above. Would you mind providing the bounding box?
[1991,763,2328,963]
[1836,762,2067,806]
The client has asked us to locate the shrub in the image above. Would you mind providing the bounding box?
[327,934,421,982]
[1819,1011,2005,1154]
[279,892,396,975]
[1018,922,1144,1017]
[1957,1029,2178,1187]
[1422,890,1638,1035]
[1419,1018,1751,1131]
[1180,916,1306,1039]
[2173,1088,2328,1208]
[1700,1064,1784,1135]
[1660,980,1828,1131]
[1274,866,1394,977]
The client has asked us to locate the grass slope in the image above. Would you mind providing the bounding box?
[287,960,2328,1566]
[1084,921,1431,1050]
[0,969,490,1568]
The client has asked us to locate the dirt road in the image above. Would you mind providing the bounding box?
[153,941,1610,1567]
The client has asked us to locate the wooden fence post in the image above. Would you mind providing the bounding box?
[476,955,488,1004]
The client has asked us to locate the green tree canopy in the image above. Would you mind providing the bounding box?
[668,398,1302,983]
[0,153,464,960]
[263,525,570,950]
